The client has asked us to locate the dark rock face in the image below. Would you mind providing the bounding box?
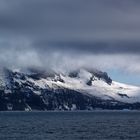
[0,69,139,111]
[86,76,94,86]
[90,71,112,85]
[69,71,79,78]
[117,93,130,98]
[69,69,112,85]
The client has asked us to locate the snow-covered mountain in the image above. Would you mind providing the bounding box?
[0,68,140,111]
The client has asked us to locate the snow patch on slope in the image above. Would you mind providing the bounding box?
[5,68,140,104]
[22,69,140,103]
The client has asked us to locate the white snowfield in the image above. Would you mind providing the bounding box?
[27,69,140,104]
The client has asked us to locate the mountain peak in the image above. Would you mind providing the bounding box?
[0,67,140,111]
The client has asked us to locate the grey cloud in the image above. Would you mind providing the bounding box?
[33,40,140,54]
[1,0,140,42]
[0,0,140,74]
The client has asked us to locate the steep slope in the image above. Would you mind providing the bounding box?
[0,68,140,111]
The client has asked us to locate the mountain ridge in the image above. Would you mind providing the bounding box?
[0,68,140,111]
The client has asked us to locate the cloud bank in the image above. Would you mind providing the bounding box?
[0,0,140,74]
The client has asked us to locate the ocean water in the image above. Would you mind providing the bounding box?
[0,111,140,140]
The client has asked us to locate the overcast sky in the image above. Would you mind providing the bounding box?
[0,0,140,85]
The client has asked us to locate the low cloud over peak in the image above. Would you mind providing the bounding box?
[0,0,140,76]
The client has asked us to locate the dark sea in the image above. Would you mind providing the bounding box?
[0,111,140,140]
